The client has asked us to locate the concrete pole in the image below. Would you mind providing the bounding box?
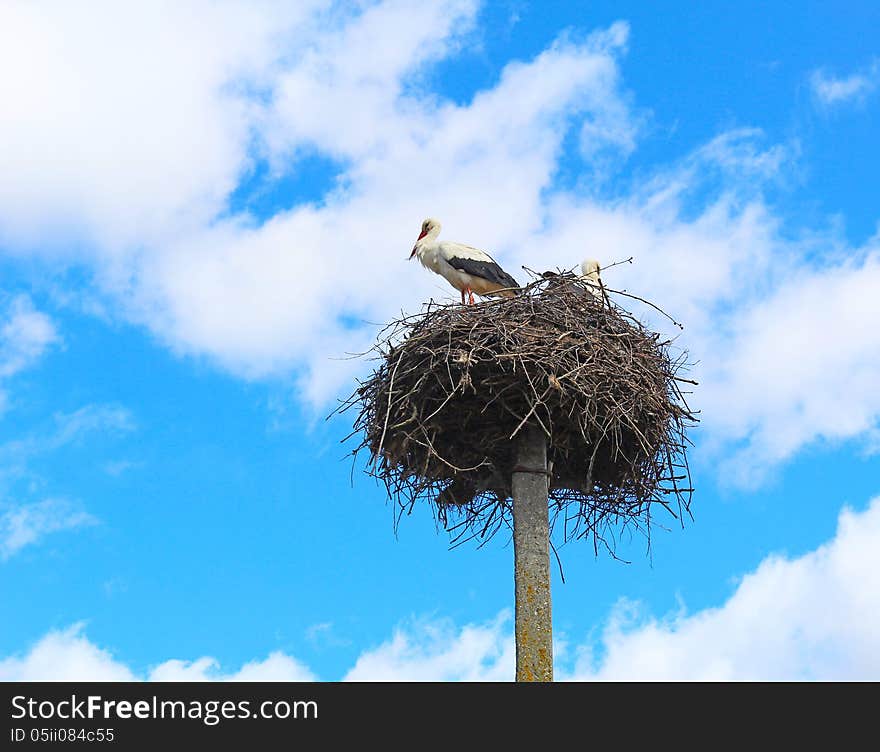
[512,425,552,682]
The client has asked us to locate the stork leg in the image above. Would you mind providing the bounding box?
[468,288,475,305]
[460,289,466,305]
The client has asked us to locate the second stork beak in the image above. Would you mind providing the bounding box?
[409,246,417,259]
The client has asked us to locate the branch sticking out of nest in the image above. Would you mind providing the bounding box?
[334,271,698,555]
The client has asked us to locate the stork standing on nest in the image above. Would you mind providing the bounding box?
[409,218,520,304]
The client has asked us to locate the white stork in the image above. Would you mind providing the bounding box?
[580,258,604,300]
[409,218,520,304]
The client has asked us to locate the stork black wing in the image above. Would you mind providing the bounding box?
[445,255,520,289]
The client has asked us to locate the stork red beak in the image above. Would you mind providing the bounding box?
[409,228,428,258]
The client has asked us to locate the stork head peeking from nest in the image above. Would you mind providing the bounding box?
[580,258,603,300]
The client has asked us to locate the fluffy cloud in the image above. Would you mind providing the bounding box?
[344,613,514,681]
[0,0,323,251]
[0,624,135,681]
[0,498,96,560]
[0,294,58,412]
[703,245,880,483]
[810,59,879,107]
[148,653,315,682]
[572,496,880,680]
[0,294,58,379]
[0,615,512,682]
[4,495,880,680]
[0,624,313,681]
[0,0,479,253]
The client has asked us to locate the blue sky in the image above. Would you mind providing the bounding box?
[1,0,879,680]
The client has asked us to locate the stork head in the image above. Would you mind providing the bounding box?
[580,258,601,280]
[409,217,441,258]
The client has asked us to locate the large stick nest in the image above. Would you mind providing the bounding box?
[337,271,697,553]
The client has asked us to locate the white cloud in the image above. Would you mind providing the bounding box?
[344,613,514,681]
[0,624,313,681]
[261,0,480,162]
[0,0,479,253]
[0,294,58,379]
[703,246,880,484]
[572,495,880,680]
[810,59,879,107]
[0,615,510,682]
[0,294,58,412]
[148,653,315,682]
[0,498,96,560]
[0,0,325,251]
[0,623,136,681]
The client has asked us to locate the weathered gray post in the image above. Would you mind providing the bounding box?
[512,425,552,682]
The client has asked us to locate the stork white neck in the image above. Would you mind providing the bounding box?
[581,258,601,282]
[411,219,442,261]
